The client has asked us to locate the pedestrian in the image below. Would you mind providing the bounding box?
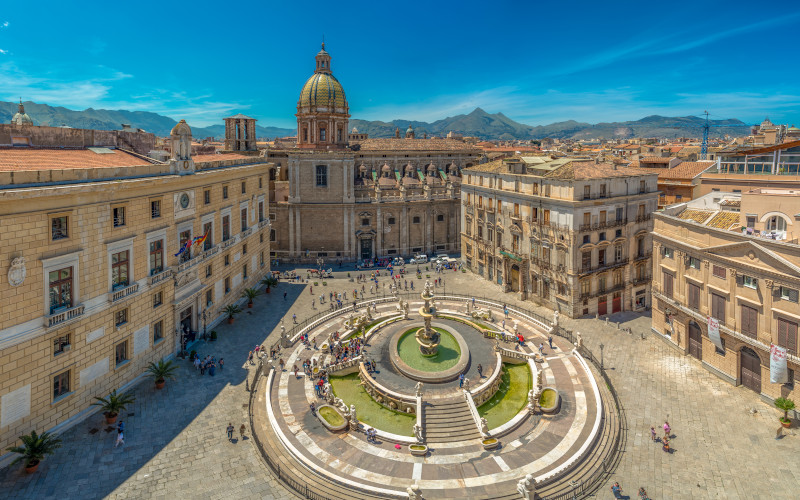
[459,373,464,388]
[209,362,216,376]
[312,298,316,309]
[219,358,224,370]
[610,482,622,499]
[194,356,201,370]
[548,336,553,349]
[293,313,297,324]
[539,342,544,354]
[503,305,509,318]
[248,351,254,365]
[115,429,125,448]
[227,423,234,440]
[310,285,313,294]
[117,420,124,434]
[200,361,206,375]
[283,291,287,301]
[650,426,657,442]
[663,421,671,438]
[293,364,299,378]
[502,319,505,330]
[639,487,649,499]
[279,358,285,371]
[472,296,475,307]
[240,424,246,439]
[477,364,483,378]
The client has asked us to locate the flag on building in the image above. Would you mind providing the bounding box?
[174,239,191,257]
[194,230,209,248]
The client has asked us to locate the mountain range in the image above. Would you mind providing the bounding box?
[1,101,750,141]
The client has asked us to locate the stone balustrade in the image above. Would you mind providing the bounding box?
[240,227,253,239]
[108,282,139,303]
[44,304,85,328]
[469,352,504,406]
[358,363,416,414]
[147,268,172,286]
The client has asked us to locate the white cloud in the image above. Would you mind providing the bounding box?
[1,21,9,28]
[0,49,7,55]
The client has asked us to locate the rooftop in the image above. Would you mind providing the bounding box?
[354,138,480,152]
[657,161,715,181]
[0,147,156,171]
[465,157,657,180]
[192,153,256,163]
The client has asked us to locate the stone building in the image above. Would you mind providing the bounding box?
[461,156,659,317]
[0,121,272,459]
[651,190,800,402]
[699,140,800,194]
[224,114,258,152]
[265,45,481,262]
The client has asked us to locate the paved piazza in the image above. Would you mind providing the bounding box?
[1,266,798,499]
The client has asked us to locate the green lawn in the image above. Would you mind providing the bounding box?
[477,363,532,429]
[329,373,415,436]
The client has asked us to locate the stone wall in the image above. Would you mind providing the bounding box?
[0,124,156,155]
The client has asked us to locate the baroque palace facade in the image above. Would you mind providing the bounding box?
[461,156,659,318]
[265,45,481,262]
[0,120,272,457]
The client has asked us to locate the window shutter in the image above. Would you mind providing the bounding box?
[736,275,744,286]
[773,286,782,299]
[790,289,799,303]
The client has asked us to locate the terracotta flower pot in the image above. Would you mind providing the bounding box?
[266,287,271,293]
[104,413,118,425]
[248,302,253,308]
[25,461,39,474]
[780,419,791,428]
[228,317,234,324]
[155,379,165,390]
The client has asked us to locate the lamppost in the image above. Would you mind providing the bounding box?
[202,308,208,341]
[599,343,605,370]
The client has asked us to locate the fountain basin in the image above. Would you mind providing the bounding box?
[389,322,470,383]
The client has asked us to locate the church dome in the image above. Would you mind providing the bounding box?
[298,73,347,113]
[11,101,33,126]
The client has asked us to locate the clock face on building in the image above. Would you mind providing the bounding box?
[180,193,190,209]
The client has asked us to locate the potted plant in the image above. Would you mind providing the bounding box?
[147,359,178,390]
[775,397,795,428]
[224,304,242,324]
[261,276,278,293]
[242,288,261,308]
[6,430,62,474]
[189,349,197,361]
[210,330,218,341]
[92,389,135,425]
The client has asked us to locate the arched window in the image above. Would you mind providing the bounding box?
[767,215,787,233]
[303,128,308,142]
[319,127,326,142]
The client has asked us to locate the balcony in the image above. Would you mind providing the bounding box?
[632,275,652,286]
[240,227,253,240]
[635,214,651,223]
[109,282,140,303]
[580,258,629,275]
[634,251,652,262]
[177,254,203,273]
[203,245,219,259]
[220,237,237,251]
[45,304,85,328]
[592,283,625,298]
[258,219,271,229]
[148,268,173,286]
[579,219,627,232]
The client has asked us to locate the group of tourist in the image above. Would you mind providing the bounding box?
[193,353,223,376]
[649,421,672,452]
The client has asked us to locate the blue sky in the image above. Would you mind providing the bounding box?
[1,0,799,129]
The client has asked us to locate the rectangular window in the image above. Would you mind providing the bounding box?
[206,264,212,278]
[780,286,799,302]
[689,257,701,269]
[582,251,591,270]
[688,282,700,310]
[222,215,230,241]
[241,181,246,194]
[614,245,623,262]
[204,189,211,205]
[151,199,161,219]
[113,206,126,227]
[153,291,163,308]
[316,165,328,187]
[437,214,445,222]
[741,304,758,338]
[413,216,421,224]
[53,334,71,356]
[259,177,263,189]
[778,318,798,356]
[115,341,128,366]
[112,250,130,288]
[270,229,276,242]
[150,240,163,274]
[225,277,231,294]
[598,232,606,242]
[241,208,248,232]
[598,248,606,266]
[258,201,264,222]
[743,275,757,289]
[115,308,128,327]
[242,243,248,255]
[48,267,73,314]
[388,217,396,225]
[203,222,213,250]
[153,320,164,344]
[639,180,646,193]
[711,293,726,325]
[222,186,229,199]
[51,216,69,240]
[581,279,590,296]
[243,264,248,279]
[224,254,230,266]
[53,371,70,400]
[362,218,370,226]
[616,207,624,222]
[662,246,674,258]
[583,185,590,200]
[663,271,674,298]
[260,251,265,267]
[712,265,726,279]
[600,184,607,197]
[206,289,213,307]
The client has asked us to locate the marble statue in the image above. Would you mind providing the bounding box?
[527,390,536,414]
[553,310,560,327]
[513,321,519,335]
[463,377,470,391]
[349,405,359,430]
[413,423,424,443]
[516,474,536,500]
[407,484,422,500]
[479,417,489,436]
[415,382,423,397]
[575,332,583,348]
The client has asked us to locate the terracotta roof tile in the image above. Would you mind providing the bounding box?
[356,138,480,152]
[545,161,656,180]
[658,161,715,180]
[677,209,714,224]
[0,148,154,171]
[706,211,740,229]
[639,156,672,163]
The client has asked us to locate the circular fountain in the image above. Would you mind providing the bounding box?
[415,280,440,356]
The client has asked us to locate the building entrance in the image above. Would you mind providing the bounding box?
[740,347,761,393]
[598,296,607,316]
[688,321,702,360]
[180,306,195,347]
[360,238,373,260]
[510,265,520,292]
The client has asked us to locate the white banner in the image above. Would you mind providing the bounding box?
[707,316,723,351]
[770,344,789,384]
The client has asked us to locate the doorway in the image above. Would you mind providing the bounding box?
[180,306,194,346]
[360,238,373,260]
[612,291,622,313]
[740,347,761,393]
[510,264,520,292]
[598,296,607,316]
[688,321,702,360]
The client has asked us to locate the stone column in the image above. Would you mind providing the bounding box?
[288,209,295,256]
[376,206,383,257]
[295,207,302,258]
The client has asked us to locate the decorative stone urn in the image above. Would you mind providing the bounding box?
[415,280,440,356]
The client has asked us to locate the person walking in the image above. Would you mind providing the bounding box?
[477,364,483,378]
[539,342,544,354]
[293,313,297,324]
[548,336,554,349]
[279,358,285,371]
[239,424,246,440]
[638,487,650,499]
[283,291,287,301]
[219,358,224,370]
[248,351,254,365]
[227,423,234,441]
[293,364,299,378]
[610,482,622,499]
[115,429,125,448]
[650,426,657,442]
[459,373,464,388]
[663,421,671,438]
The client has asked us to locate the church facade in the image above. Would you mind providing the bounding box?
[265,45,481,262]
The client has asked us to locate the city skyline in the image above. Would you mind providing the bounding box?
[1,1,799,128]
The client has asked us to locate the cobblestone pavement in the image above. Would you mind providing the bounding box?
[2,264,799,499]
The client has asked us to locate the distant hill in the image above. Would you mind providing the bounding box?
[0,101,295,139]
[0,100,749,141]
[350,108,750,140]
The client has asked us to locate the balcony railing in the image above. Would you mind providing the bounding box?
[592,283,626,298]
[632,275,652,285]
[203,245,219,259]
[241,227,253,240]
[259,219,271,229]
[45,304,85,328]
[148,268,173,286]
[220,237,237,251]
[635,214,651,223]
[580,258,629,274]
[634,251,652,261]
[177,254,203,273]
[579,219,627,232]
[109,282,139,303]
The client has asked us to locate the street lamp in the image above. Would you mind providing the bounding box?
[599,343,605,370]
[202,308,208,341]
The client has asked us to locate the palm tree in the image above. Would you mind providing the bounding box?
[261,276,278,293]
[242,288,261,307]
[91,389,136,424]
[224,304,242,323]
[6,430,62,472]
[147,359,178,389]
[775,397,796,425]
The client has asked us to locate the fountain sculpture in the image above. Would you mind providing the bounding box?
[415,280,440,356]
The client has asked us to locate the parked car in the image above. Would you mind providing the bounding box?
[413,254,428,263]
